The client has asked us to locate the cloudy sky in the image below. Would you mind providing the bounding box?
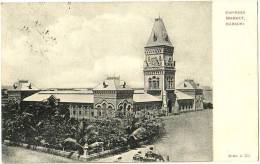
[1,2,212,88]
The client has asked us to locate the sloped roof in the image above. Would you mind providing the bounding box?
[175,91,193,100]
[133,90,162,103]
[176,79,202,90]
[23,90,94,103]
[93,77,133,91]
[146,17,173,47]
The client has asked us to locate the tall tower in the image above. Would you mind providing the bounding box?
[143,17,176,114]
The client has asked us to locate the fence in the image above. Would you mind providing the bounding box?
[3,140,128,161]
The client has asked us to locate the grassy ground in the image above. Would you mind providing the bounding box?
[154,109,213,161]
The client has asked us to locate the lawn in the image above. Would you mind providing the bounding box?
[154,109,213,161]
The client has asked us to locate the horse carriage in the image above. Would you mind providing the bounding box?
[132,147,164,162]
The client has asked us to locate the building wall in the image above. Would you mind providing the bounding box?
[133,101,162,111]
[176,89,204,110]
[68,104,94,120]
[1,89,9,107]
[143,45,176,114]
[8,90,39,105]
[177,99,194,113]
[21,100,93,120]
[8,91,22,103]
[93,90,134,118]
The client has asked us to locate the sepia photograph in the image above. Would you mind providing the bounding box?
[1,2,213,163]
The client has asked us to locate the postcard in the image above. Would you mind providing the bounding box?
[1,0,258,162]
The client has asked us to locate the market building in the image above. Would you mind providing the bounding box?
[5,17,208,119]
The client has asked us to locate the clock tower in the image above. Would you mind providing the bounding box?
[143,17,176,114]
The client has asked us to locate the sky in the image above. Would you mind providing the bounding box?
[1,2,212,89]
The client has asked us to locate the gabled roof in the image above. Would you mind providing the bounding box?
[23,90,94,104]
[176,79,202,90]
[93,77,133,91]
[9,80,39,91]
[133,90,162,103]
[175,91,193,100]
[146,17,173,47]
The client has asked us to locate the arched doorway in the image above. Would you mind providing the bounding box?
[168,100,172,113]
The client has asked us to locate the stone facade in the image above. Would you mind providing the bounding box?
[93,77,134,118]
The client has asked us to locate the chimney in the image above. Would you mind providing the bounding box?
[123,81,126,88]
[103,82,107,88]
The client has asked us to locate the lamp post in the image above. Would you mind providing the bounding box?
[83,143,89,157]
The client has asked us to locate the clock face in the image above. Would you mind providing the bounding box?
[149,56,160,66]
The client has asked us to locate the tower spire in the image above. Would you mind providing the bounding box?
[145,17,172,47]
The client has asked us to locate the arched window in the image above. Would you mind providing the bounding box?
[148,78,152,89]
[153,80,156,89]
[157,77,160,88]
[149,76,160,89]
[152,76,156,89]
[127,105,131,111]
[123,103,127,115]
[96,105,101,117]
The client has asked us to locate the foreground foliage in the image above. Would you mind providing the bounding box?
[2,100,165,154]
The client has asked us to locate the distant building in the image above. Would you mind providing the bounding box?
[201,86,213,109]
[7,80,39,105]
[201,86,212,104]
[176,79,204,112]
[1,86,11,107]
